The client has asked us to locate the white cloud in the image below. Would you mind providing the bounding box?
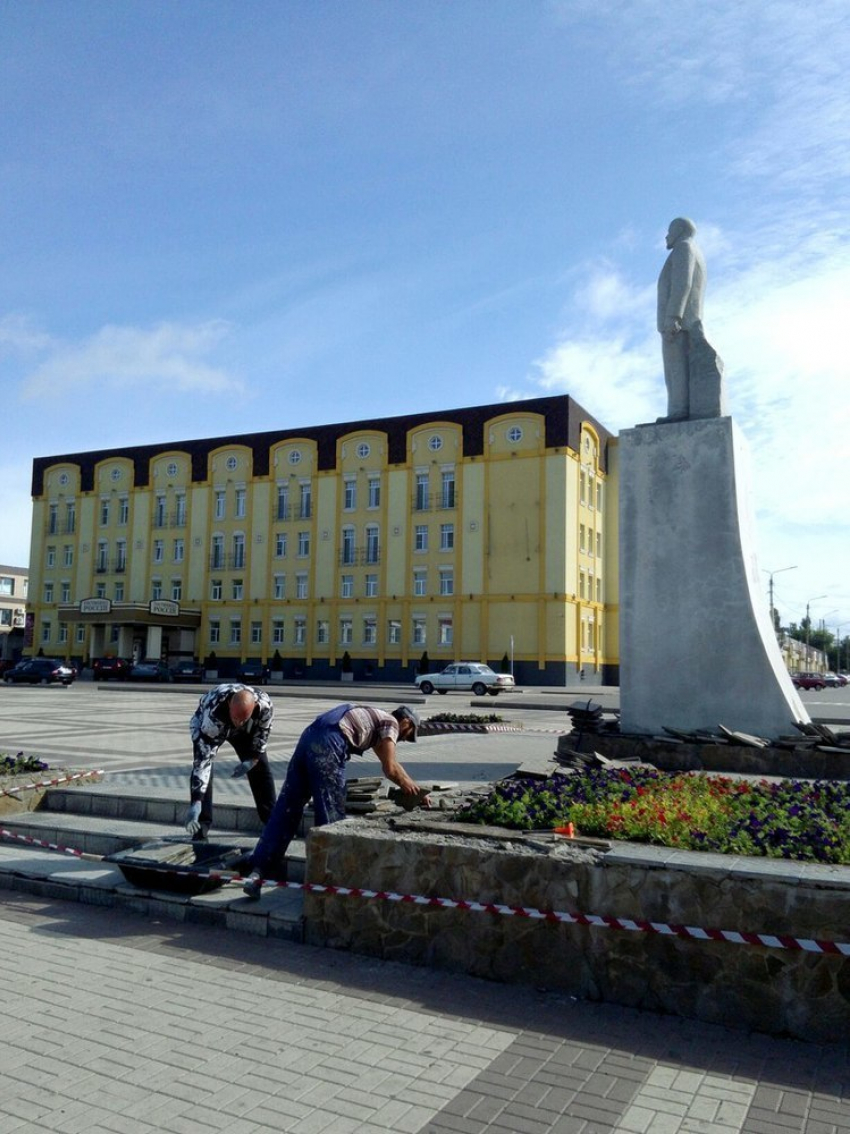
[19,320,242,400]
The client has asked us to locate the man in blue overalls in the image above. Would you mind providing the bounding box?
[242,703,423,898]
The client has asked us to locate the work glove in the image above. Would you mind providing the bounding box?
[184,801,203,836]
[231,760,254,779]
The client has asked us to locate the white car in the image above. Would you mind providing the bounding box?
[414,662,515,696]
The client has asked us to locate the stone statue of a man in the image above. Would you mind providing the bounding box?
[656,217,725,422]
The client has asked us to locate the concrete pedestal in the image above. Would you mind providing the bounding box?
[618,417,808,736]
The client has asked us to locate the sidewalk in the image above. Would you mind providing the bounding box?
[1,892,848,1134]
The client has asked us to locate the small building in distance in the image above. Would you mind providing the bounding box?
[0,565,28,664]
[26,395,618,685]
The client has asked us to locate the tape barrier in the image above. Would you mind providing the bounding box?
[1,825,848,956]
[0,769,105,799]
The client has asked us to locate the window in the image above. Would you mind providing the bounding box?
[414,525,428,552]
[48,504,58,534]
[273,574,285,600]
[441,470,455,509]
[65,501,75,533]
[363,617,377,645]
[167,462,178,477]
[96,541,108,572]
[173,538,184,563]
[211,535,224,570]
[151,579,162,601]
[344,480,356,510]
[580,471,587,506]
[294,617,306,645]
[116,540,127,572]
[209,620,221,644]
[232,579,243,600]
[46,546,55,568]
[154,495,166,527]
[365,525,379,564]
[413,569,427,597]
[0,577,12,596]
[43,582,54,603]
[229,617,242,645]
[63,545,73,567]
[288,449,302,466]
[341,574,353,598]
[438,617,453,646]
[210,578,222,601]
[76,625,86,644]
[251,620,262,645]
[235,488,246,519]
[596,481,603,512]
[60,581,71,603]
[226,455,238,471]
[299,482,311,519]
[428,434,443,452]
[596,531,603,558]
[368,478,380,509]
[297,531,310,557]
[596,577,603,602]
[232,533,246,569]
[214,491,226,521]
[579,524,586,553]
[341,527,355,565]
[415,473,429,511]
[579,572,586,600]
[272,618,284,645]
[388,619,401,645]
[99,499,110,526]
[175,494,187,526]
[275,532,287,558]
[276,485,289,521]
[171,578,182,602]
[114,582,124,601]
[507,425,523,443]
[339,618,353,645]
[296,573,308,600]
[153,539,164,563]
[41,621,51,644]
[412,617,426,645]
[95,583,107,599]
[316,620,329,645]
[0,609,10,627]
[356,442,370,458]
[365,574,378,598]
[440,523,454,551]
[439,569,454,596]
[118,497,129,525]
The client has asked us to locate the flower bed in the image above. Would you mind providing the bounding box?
[456,767,850,865]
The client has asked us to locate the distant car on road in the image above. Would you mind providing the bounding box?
[92,657,132,681]
[170,659,206,683]
[128,659,173,682]
[238,661,271,686]
[414,662,516,697]
[3,658,76,686]
[792,672,827,691]
[823,673,847,688]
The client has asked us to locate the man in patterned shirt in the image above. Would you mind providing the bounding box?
[242,702,424,898]
[184,684,277,839]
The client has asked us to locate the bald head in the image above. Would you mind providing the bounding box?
[666,217,696,248]
[229,689,256,728]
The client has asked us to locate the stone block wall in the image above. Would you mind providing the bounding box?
[303,819,850,1042]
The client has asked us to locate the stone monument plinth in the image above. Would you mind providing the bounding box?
[618,416,809,736]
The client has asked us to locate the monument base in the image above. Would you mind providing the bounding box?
[618,417,808,737]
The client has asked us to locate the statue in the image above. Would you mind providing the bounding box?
[656,217,726,422]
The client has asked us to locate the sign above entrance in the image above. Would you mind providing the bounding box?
[80,598,112,614]
[149,599,179,617]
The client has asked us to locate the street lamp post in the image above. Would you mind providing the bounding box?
[764,565,797,632]
[806,595,828,669]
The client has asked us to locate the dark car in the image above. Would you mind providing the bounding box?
[792,672,826,690]
[128,659,173,682]
[92,657,132,681]
[170,659,206,683]
[238,661,271,686]
[3,658,76,686]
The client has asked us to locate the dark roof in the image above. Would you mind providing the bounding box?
[31,394,613,495]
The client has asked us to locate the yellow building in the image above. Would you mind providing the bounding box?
[27,395,617,684]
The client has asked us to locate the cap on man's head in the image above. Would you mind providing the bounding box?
[391,705,420,742]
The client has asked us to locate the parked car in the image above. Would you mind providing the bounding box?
[3,658,76,686]
[414,662,516,696]
[128,659,173,682]
[0,659,18,676]
[823,672,844,688]
[170,659,206,683]
[792,672,826,690]
[238,661,271,686]
[92,657,132,681]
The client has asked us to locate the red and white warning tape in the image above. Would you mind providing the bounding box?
[0,825,847,956]
[0,769,104,798]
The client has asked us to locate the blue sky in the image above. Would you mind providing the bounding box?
[2,1,849,635]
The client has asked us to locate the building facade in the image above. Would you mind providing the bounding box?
[0,565,28,663]
[27,395,617,685]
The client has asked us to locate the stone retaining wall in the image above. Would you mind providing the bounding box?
[303,818,850,1042]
